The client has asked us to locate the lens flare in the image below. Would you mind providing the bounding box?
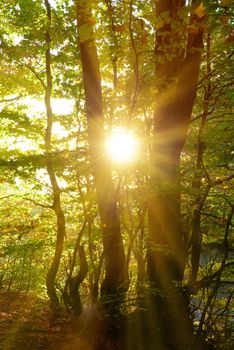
[106,128,138,163]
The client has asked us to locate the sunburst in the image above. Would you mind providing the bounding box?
[106,128,138,164]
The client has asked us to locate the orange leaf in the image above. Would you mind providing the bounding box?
[194,2,206,18]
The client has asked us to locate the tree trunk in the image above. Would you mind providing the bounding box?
[190,34,211,283]
[76,0,127,313]
[68,245,88,315]
[147,1,204,348]
[44,0,66,314]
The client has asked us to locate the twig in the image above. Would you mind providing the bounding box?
[25,64,46,89]
[0,95,22,103]
[23,197,53,209]
[0,194,16,200]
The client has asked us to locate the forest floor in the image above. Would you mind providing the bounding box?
[1,291,230,350]
[0,291,102,350]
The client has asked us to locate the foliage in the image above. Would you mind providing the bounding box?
[0,1,233,349]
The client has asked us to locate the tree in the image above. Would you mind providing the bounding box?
[144,1,204,348]
[43,0,66,315]
[76,0,128,312]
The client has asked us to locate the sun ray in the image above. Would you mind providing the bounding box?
[106,128,138,164]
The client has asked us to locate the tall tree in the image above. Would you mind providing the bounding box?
[75,0,128,312]
[43,0,66,314]
[147,1,205,348]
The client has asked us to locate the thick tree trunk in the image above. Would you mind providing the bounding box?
[147,1,204,348]
[76,0,127,312]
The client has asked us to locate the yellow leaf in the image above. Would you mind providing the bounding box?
[194,2,206,18]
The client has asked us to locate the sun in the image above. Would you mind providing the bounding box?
[106,128,138,163]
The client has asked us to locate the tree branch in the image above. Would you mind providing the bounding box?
[25,64,46,89]
[23,197,53,209]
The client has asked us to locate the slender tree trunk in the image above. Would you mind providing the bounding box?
[76,0,127,312]
[190,34,211,283]
[44,0,66,314]
[147,1,204,348]
[68,245,88,315]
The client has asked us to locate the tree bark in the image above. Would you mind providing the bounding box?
[147,1,204,348]
[76,0,127,312]
[44,0,66,314]
[69,245,88,315]
[190,33,211,283]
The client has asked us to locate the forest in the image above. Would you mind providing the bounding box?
[0,0,233,349]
